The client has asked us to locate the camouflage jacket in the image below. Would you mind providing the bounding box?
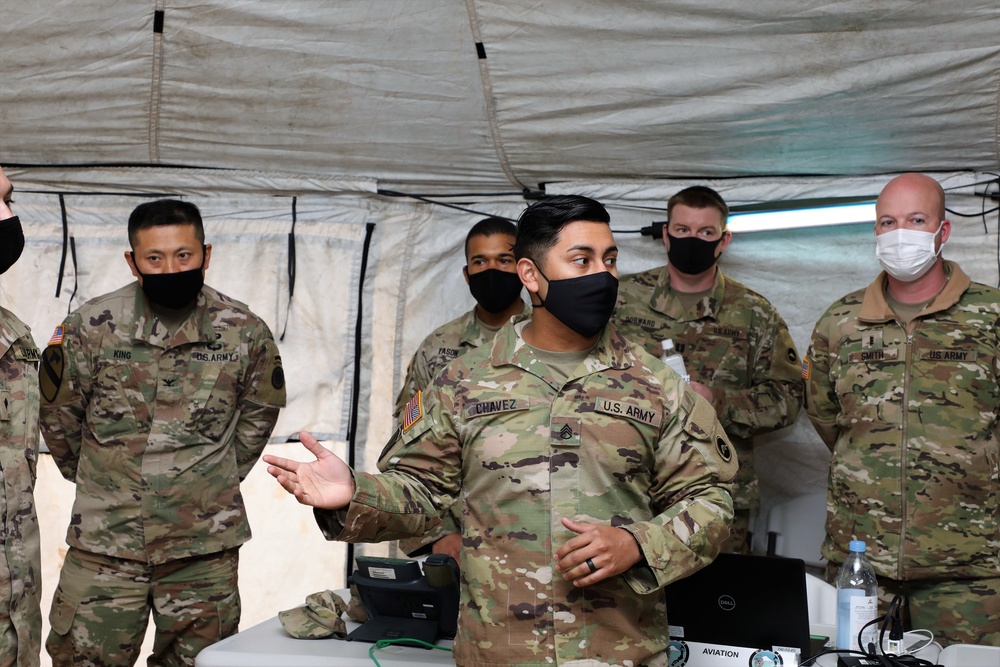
[393,300,531,420]
[805,262,1000,580]
[390,301,529,556]
[39,282,286,565]
[0,307,41,667]
[319,318,737,667]
[614,267,803,509]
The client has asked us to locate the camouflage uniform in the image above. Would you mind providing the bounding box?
[0,307,41,667]
[614,267,803,552]
[39,282,286,666]
[319,318,737,667]
[390,300,529,556]
[806,262,1000,646]
[393,301,531,419]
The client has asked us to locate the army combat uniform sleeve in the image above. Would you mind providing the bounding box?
[38,315,89,481]
[317,388,458,542]
[377,392,461,556]
[710,307,803,440]
[619,386,738,593]
[803,304,841,451]
[392,343,434,424]
[232,324,286,479]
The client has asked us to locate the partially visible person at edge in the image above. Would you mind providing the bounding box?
[614,186,803,554]
[39,199,287,666]
[0,166,42,667]
[265,195,737,667]
[388,216,528,561]
[804,172,999,646]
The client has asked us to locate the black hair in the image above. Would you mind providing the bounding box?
[127,199,205,249]
[513,195,610,266]
[464,216,517,260]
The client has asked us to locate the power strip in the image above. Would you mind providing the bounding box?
[837,657,885,667]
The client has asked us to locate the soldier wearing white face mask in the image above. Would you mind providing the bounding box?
[873,209,947,282]
[803,173,1000,646]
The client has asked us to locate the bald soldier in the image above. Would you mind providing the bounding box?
[266,195,736,667]
[39,200,286,666]
[0,167,42,667]
[615,186,802,554]
[805,173,999,646]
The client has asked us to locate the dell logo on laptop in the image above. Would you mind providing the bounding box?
[717,595,736,611]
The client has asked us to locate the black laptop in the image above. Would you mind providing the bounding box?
[663,553,812,666]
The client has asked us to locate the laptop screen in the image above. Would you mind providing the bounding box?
[663,553,811,665]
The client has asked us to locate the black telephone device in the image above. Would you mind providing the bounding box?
[346,554,460,647]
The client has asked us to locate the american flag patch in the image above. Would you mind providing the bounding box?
[48,325,65,346]
[801,357,811,380]
[402,391,423,431]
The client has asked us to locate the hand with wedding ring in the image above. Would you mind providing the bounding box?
[554,517,643,586]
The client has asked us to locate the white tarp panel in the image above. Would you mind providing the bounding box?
[4,2,1000,191]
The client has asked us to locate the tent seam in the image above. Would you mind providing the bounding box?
[465,0,527,191]
[148,1,166,163]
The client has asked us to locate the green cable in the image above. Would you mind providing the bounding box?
[367,637,453,667]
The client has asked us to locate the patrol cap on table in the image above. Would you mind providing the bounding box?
[278,590,348,639]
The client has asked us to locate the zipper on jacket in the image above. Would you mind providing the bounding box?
[898,327,914,581]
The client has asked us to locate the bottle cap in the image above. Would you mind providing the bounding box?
[848,540,866,553]
[661,339,675,352]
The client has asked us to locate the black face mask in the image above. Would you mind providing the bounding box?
[467,268,523,314]
[666,233,724,275]
[534,264,619,338]
[132,247,206,309]
[0,216,25,275]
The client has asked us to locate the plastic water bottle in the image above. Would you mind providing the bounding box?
[836,540,878,652]
[660,339,690,382]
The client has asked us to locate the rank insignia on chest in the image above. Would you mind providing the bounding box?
[402,391,423,431]
[861,330,882,350]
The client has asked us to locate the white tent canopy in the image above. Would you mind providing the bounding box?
[3,2,1000,656]
[5,1,1000,189]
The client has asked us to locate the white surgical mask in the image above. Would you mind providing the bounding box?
[875,225,944,282]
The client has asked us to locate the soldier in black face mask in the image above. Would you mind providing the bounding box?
[0,166,43,667]
[264,195,735,667]
[38,199,286,667]
[614,186,804,556]
[388,216,528,562]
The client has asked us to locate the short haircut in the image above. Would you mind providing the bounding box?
[464,216,517,260]
[667,186,729,228]
[513,195,611,266]
[127,199,205,249]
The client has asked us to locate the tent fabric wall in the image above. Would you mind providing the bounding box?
[4,2,1000,191]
